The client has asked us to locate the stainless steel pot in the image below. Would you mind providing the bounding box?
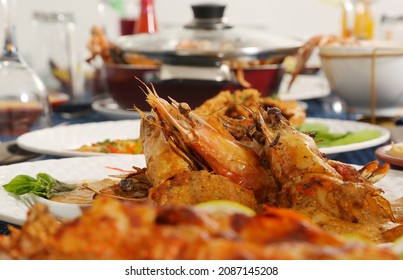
[106,3,302,110]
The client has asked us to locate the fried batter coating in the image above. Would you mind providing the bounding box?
[195,89,306,127]
[149,170,258,210]
[0,197,397,260]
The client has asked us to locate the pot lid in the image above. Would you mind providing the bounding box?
[116,3,302,63]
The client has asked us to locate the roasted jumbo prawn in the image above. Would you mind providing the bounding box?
[248,106,393,222]
[134,83,400,242]
[139,86,279,205]
[139,112,259,210]
[242,106,398,241]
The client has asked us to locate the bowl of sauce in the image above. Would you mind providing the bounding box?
[376,142,403,168]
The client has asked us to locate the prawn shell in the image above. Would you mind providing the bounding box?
[140,115,192,187]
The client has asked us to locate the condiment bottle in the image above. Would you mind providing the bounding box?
[134,0,158,34]
[341,0,355,38]
[353,0,374,40]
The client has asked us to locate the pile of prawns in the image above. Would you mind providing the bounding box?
[116,82,402,244]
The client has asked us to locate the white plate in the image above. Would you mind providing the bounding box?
[92,98,141,120]
[0,155,402,226]
[304,117,390,154]
[278,73,331,101]
[16,117,388,157]
[0,155,146,225]
[17,120,141,157]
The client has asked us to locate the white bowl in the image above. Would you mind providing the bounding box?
[319,41,403,114]
[31,194,90,220]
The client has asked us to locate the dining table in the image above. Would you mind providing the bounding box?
[0,88,401,236]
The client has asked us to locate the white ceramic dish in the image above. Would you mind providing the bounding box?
[278,73,331,101]
[92,98,141,120]
[1,155,402,226]
[16,118,388,157]
[304,117,390,155]
[306,118,390,154]
[0,155,146,225]
[30,194,89,220]
[319,41,403,111]
[17,120,141,157]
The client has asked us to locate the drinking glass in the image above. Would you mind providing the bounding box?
[31,11,85,102]
[0,0,50,138]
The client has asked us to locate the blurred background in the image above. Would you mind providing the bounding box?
[1,0,403,64]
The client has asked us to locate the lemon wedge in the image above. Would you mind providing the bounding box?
[195,200,256,216]
[391,235,403,259]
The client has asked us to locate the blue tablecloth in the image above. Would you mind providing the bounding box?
[0,95,392,235]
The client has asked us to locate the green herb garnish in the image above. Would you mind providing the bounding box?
[298,122,382,148]
[3,173,75,198]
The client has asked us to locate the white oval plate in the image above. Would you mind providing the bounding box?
[305,118,390,154]
[92,98,141,120]
[16,118,388,157]
[0,155,146,225]
[304,117,390,155]
[17,120,141,157]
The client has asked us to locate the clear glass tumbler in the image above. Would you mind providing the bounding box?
[30,11,85,102]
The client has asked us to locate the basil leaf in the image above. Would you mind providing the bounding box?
[2,173,76,198]
[3,175,38,195]
[49,182,76,194]
[31,173,56,197]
